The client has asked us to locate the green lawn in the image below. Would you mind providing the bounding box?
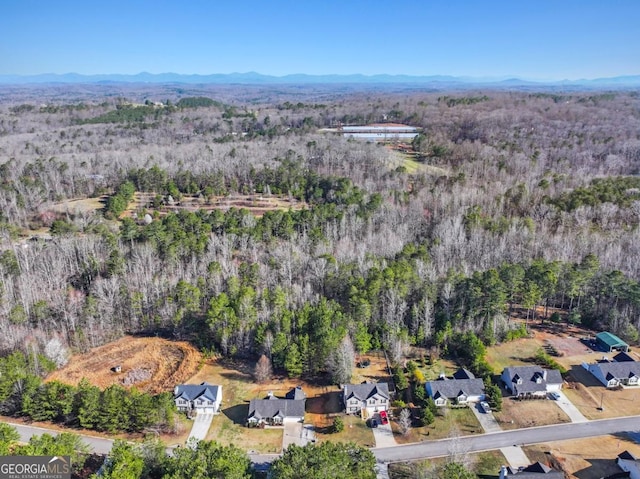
[393,406,482,444]
[316,415,375,448]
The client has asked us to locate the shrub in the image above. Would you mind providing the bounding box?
[332,416,344,433]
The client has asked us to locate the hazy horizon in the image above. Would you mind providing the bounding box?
[2,0,639,80]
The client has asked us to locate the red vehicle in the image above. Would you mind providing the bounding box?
[379,410,388,425]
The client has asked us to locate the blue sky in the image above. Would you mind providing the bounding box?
[1,0,638,79]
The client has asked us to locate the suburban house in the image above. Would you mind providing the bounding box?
[617,450,640,479]
[499,462,564,478]
[584,357,640,388]
[174,382,222,414]
[343,382,390,415]
[501,366,563,398]
[595,331,629,352]
[247,386,306,427]
[425,368,485,406]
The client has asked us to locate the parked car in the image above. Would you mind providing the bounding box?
[379,410,388,425]
[549,392,561,400]
[480,401,491,413]
[369,418,378,428]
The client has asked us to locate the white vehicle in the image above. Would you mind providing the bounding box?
[549,392,561,400]
[480,401,491,413]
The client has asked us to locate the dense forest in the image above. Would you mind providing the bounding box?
[0,85,639,382]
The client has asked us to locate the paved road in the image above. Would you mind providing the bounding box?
[373,416,640,463]
[6,421,115,455]
[469,402,530,467]
[8,415,640,468]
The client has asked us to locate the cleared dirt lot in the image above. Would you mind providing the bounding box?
[46,336,201,394]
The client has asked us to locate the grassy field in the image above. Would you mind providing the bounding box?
[485,336,545,373]
[392,406,483,445]
[388,450,506,478]
[315,414,375,448]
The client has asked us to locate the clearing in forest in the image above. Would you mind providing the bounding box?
[46,336,201,394]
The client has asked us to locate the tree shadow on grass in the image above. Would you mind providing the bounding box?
[222,403,249,425]
[306,391,342,415]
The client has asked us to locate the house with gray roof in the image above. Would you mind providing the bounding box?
[343,382,390,415]
[585,359,640,388]
[499,462,564,478]
[174,382,222,414]
[426,368,485,406]
[247,387,306,427]
[618,450,640,479]
[501,366,563,398]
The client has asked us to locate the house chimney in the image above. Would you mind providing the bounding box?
[267,391,274,398]
[543,370,547,381]
[499,465,508,479]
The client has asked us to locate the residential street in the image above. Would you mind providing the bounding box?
[373,416,640,463]
[6,415,640,468]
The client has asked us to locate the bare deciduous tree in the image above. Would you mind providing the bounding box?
[326,335,355,385]
[399,408,412,436]
[254,354,273,383]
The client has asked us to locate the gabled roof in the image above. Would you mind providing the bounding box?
[507,461,564,478]
[426,378,485,399]
[343,382,390,401]
[174,382,220,402]
[502,366,563,394]
[453,368,475,380]
[614,352,635,362]
[591,361,640,381]
[618,450,637,461]
[285,386,306,400]
[248,397,305,420]
[596,331,628,348]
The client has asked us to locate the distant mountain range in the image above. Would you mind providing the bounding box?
[1,71,639,87]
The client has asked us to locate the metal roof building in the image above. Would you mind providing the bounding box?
[596,331,629,352]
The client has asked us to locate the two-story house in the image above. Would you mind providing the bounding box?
[343,382,390,415]
[426,368,485,406]
[173,382,222,414]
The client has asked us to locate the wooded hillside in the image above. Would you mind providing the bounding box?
[1,86,639,373]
